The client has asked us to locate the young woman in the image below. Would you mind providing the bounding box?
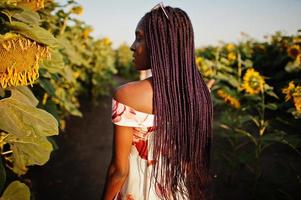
[103,4,213,200]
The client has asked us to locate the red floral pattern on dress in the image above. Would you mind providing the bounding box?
[133,140,148,160]
[112,100,137,123]
[126,194,135,200]
[112,98,155,127]
[112,98,173,199]
[133,127,153,141]
[112,101,126,123]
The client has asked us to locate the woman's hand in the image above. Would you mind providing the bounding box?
[206,79,215,92]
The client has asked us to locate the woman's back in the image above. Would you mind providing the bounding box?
[113,77,154,115]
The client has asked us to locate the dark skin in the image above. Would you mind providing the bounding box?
[102,17,214,200]
[102,17,153,200]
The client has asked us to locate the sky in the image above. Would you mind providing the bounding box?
[69,0,301,49]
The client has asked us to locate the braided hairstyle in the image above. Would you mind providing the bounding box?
[141,6,213,200]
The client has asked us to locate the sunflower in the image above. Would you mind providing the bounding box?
[227,52,236,62]
[0,33,50,88]
[241,68,265,95]
[282,81,301,112]
[294,96,301,112]
[293,86,301,111]
[82,27,93,39]
[225,43,235,52]
[195,57,214,77]
[217,89,240,109]
[282,81,295,101]
[196,57,203,68]
[101,37,111,46]
[287,45,300,58]
[17,0,46,11]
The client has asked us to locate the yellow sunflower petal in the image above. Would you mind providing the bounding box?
[242,68,265,95]
[0,33,50,89]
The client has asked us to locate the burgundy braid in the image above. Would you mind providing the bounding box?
[142,6,213,200]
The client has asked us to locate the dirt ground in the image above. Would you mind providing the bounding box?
[25,88,226,200]
[27,76,127,200]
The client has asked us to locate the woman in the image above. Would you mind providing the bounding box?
[103,4,213,200]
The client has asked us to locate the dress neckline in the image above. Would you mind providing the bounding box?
[113,98,155,116]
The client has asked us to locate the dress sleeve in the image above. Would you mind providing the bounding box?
[112,98,142,127]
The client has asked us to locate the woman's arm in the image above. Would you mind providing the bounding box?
[102,125,133,200]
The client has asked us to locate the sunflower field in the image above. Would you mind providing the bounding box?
[196,31,301,199]
[0,0,300,199]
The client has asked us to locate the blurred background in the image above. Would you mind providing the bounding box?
[0,0,301,200]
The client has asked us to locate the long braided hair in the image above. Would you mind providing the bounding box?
[142,6,213,200]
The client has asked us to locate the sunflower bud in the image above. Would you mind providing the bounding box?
[70,6,84,16]
[0,33,50,88]
[101,37,111,46]
[287,45,300,58]
[17,0,46,11]
[217,89,240,109]
[82,27,93,39]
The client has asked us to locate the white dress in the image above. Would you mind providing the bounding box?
[111,98,188,200]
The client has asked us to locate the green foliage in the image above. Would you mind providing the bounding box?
[0,181,30,200]
[0,0,117,197]
[0,87,58,175]
[196,30,301,199]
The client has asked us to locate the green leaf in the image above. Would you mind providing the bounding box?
[266,90,279,99]
[0,88,5,97]
[1,181,30,200]
[282,135,301,149]
[234,128,257,145]
[44,100,59,122]
[261,132,286,144]
[285,60,301,73]
[4,133,53,175]
[262,132,301,156]
[250,116,260,127]
[61,65,75,82]
[38,78,56,97]
[53,88,82,117]
[6,21,58,47]
[239,115,253,124]
[242,59,253,68]
[0,158,6,194]
[238,150,255,164]
[264,84,278,99]
[218,62,235,73]
[9,86,38,107]
[11,7,40,25]
[215,72,240,88]
[41,49,65,75]
[0,89,58,138]
[265,103,278,110]
[57,35,83,65]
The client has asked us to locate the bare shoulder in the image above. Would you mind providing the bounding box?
[113,77,153,114]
